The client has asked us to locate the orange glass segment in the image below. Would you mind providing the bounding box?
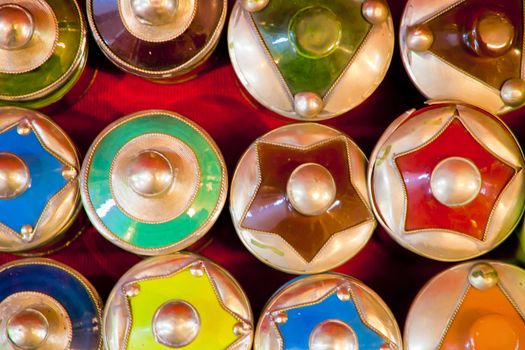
[240,138,372,262]
[440,285,525,349]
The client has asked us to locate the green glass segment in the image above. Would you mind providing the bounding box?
[87,115,224,249]
[252,0,372,97]
[0,0,82,98]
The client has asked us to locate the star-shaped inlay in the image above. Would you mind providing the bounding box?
[123,262,247,349]
[240,138,373,262]
[0,122,69,237]
[251,0,372,97]
[439,284,525,348]
[272,286,392,349]
[394,115,517,240]
[425,0,523,89]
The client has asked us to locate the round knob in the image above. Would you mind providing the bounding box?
[469,314,519,350]
[153,300,201,347]
[309,320,357,350]
[0,152,30,199]
[430,157,481,207]
[130,0,178,26]
[287,163,337,216]
[0,4,34,50]
[7,308,49,350]
[464,11,515,57]
[127,150,174,197]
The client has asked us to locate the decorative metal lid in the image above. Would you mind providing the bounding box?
[255,273,402,349]
[228,0,394,120]
[81,110,228,256]
[230,123,376,274]
[369,102,525,261]
[103,253,253,349]
[400,0,525,115]
[0,258,103,349]
[0,107,81,254]
[0,0,87,106]
[405,261,525,349]
[87,0,227,80]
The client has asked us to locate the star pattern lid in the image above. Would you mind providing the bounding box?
[405,261,525,349]
[103,253,253,350]
[230,123,376,274]
[369,102,525,261]
[255,273,402,350]
[228,0,394,120]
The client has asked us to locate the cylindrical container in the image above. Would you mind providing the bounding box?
[0,258,103,349]
[405,261,525,349]
[400,0,525,115]
[103,252,253,349]
[228,0,394,120]
[0,0,88,109]
[369,102,525,261]
[87,0,227,82]
[255,273,402,350]
[0,107,81,255]
[230,123,376,274]
[81,110,228,255]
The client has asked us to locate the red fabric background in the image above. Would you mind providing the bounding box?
[1,0,524,331]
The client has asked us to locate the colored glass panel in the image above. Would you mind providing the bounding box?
[277,292,385,349]
[251,0,372,97]
[440,285,525,349]
[87,115,223,249]
[426,0,523,89]
[0,126,67,233]
[0,0,83,97]
[125,266,239,349]
[395,117,515,240]
[241,138,372,262]
[0,263,100,349]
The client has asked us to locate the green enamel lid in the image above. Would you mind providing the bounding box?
[80,110,228,256]
[0,0,87,107]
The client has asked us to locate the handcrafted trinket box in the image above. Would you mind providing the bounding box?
[81,110,227,255]
[230,123,376,274]
[0,0,87,108]
[400,0,525,115]
[255,273,402,350]
[405,261,525,349]
[0,107,81,255]
[0,258,102,349]
[369,102,525,261]
[103,252,253,349]
[87,0,227,81]
[228,0,394,120]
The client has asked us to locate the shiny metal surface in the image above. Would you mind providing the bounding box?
[362,0,389,25]
[241,0,268,12]
[405,24,433,52]
[0,107,81,255]
[152,300,201,347]
[7,308,49,349]
[294,92,324,120]
[468,262,499,291]
[228,0,395,120]
[0,152,30,199]
[500,78,525,107]
[465,12,515,57]
[369,102,525,261]
[126,150,174,197]
[103,253,253,350]
[405,261,525,350]
[0,0,57,74]
[255,273,402,350]
[131,0,178,25]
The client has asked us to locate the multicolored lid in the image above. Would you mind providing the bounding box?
[103,253,253,349]
[405,261,525,349]
[81,110,227,255]
[230,123,376,274]
[0,107,81,255]
[87,0,227,81]
[0,0,87,108]
[228,0,394,120]
[369,102,525,261]
[0,258,102,349]
[400,0,525,115]
[255,273,402,350]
